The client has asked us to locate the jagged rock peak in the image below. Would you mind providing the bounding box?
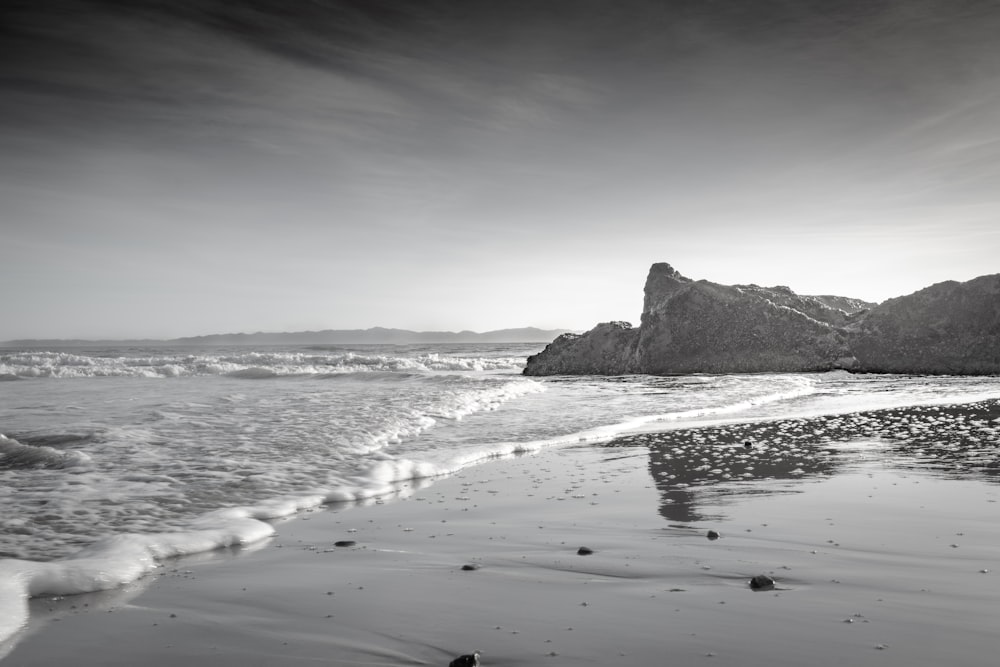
[642,263,694,316]
[647,262,686,280]
[643,263,690,292]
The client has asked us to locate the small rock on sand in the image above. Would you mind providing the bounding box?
[749,574,775,590]
[577,546,594,555]
[449,650,481,667]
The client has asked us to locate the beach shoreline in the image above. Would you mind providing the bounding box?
[3,402,999,666]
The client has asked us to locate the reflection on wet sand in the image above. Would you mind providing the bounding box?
[607,398,1000,523]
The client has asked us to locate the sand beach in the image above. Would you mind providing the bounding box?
[3,401,999,667]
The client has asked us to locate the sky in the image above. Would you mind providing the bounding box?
[2,0,999,340]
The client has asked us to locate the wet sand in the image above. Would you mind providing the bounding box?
[4,401,1000,666]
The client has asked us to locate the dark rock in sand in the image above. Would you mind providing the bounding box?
[524,261,1000,376]
[577,546,595,555]
[749,574,776,590]
[706,530,721,541]
[460,563,481,571]
[449,650,481,667]
[333,540,356,547]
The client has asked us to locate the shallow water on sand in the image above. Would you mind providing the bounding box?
[6,420,998,667]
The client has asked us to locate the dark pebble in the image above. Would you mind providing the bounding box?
[577,547,594,555]
[461,563,481,571]
[749,574,775,590]
[706,530,721,541]
[333,540,357,547]
[743,440,753,449]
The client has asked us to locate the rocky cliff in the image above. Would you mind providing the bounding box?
[523,263,1000,376]
[851,275,1000,374]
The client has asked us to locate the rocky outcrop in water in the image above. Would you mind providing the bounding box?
[522,322,641,375]
[523,263,1000,376]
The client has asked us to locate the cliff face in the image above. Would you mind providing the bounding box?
[635,263,857,374]
[852,274,1000,374]
[523,262,1000,376]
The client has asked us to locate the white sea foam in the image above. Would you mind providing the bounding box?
[0,349,529,379]
[0,504,283,649]
[0,434,92,469]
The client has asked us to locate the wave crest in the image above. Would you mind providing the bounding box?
[0,350,529,379]
[0,434,92,470]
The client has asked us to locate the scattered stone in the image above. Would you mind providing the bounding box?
[334,540,357,547]
[749,574,775,590]
[461,563,481,571]
[743,440,753,449]
[577,546,594,555]
[706,530,721,541]
[449,651,481,667]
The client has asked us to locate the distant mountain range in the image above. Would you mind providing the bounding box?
[1,327,575,347]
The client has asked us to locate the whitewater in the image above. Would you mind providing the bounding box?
[2,341,1000,649]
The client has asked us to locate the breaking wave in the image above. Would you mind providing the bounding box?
[0,349,529,379]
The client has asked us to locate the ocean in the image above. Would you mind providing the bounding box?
[2,342,1000,646]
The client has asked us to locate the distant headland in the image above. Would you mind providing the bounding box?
[524,262,1000,376]
[1,327,575,348]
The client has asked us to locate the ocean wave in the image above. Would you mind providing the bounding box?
[225,367,280,379]
[0,504,282,649]
[0,350,527,379]
[0,472,434,649]
[0,434,93,470]
[428,377,546,420]
[0,374,548,561]
[0,442,478,648]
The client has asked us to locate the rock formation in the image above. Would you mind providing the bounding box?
[524,262,1000,376]
[851,275,1000,374]
[521,322,641,375]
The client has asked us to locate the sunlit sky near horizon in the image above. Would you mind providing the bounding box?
[2,0,999,340]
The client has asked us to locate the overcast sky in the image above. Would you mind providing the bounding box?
[2,0,999,340]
